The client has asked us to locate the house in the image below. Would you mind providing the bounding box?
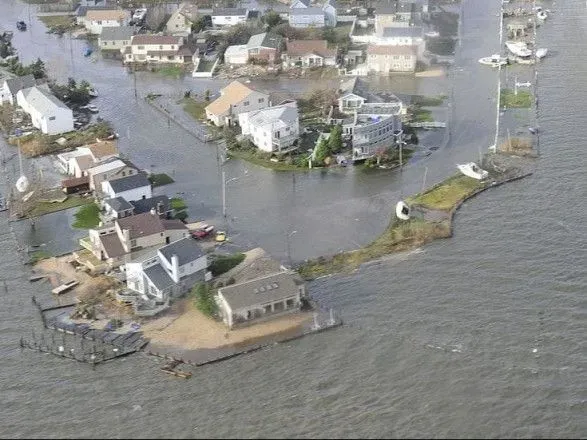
[211,8,249,27]
[101,172,152,202]
[0,74,36,106]
[378,27,424,57]
[61,176,90,195]
[246,32,283,65]
[122,35,197,65]
[87,157,138,193]
[366,44,417,73]
[125,237,207,300]
[205,80,270,127]
[374,3,415,33]
[130,195,172,218]
[98,26,137,58]
[239,102,300,153]
[290,0,311,8]
[57,140,119,177]
[323,0,338,27]
[165,2,199,37]
[288,8,325,28]
[217,271,305,329]
[16,86,73,135]
[103,196,134,220]
[79,8,131,35]
[224,44,249,65]
[282,40,337,68]
[82,212,188,268]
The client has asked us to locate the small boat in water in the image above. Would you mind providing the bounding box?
[479,54,509,67]
[457,162,489,180]
[395,201,411,220]
[88,88,98,97]
[505,41,532,58]
[535,48,548,59]
[81,104,99,113]
[83,47,93,57]
[424,31,440,38]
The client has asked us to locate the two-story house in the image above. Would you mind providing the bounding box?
[282,40,337,68]
[122,34,197,65]
[239,102,300,153]
[87,157,139,194]
[16,86,74,135]
[99,26,137,58]
[211,8,249,27]
[57,140,118,177]
[323,0,338,27]
[288,7,325,28]
[101,172,152,202]
[79,8,131,35]
[246,32,284,65]
[165,2,199,37]
[366,44,417,73]
[205,80,270,127]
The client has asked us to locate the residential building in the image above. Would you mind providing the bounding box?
[98,26,137,58]
[0,74,36,105]
[122,35,197,65]
[378,26,424,56]
[15,86,73,135]
[125,237,207,300]
[57,140,119,177]
[323,0,338,27]
[211,8,249,27]
[217,271,305,329]
[87,157,138,194]
[239,102,300,153]
[103,196,134,220]
[289,8,325,28]
[61,176,90,195]
[205,80,270,127]
[165,2,199,37]
[130,195,172,218]
[282,40,337,68]
[101,172,152,202]
[79,8,131,35]
[224,44,249,65]
[375,4,415,33]
[246,32,283,65]
[290,0,311,8]
[366,44,417,73]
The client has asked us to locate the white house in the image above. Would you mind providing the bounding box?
[290,0,311,8]
[103,196,134,221]
[121,34,197,65]
[239,102,300,153]
[165,2,199,37]
[211,8,249,27]
[289,7,325,28]
[217,271,305,329]
[0,74,36,106]
[101,172,152,202]
[224,44,249,65]
[366,44,418,73]
[16,86,74,135]
[80,8,131,35]
[205,80,270,127]
[87,157,138,194]
[125,237,208,300]
[282,40,337,68]
[98,26,137,57]
[56,140,118,177]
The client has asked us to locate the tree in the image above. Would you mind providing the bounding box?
[30,58,46,79]
[191,16,207,34]
[193,283,218,317]
[313,137,329,165]
[204,89,210,101]
[328,124,343,154]
[67,77,77,90]
[262,10,282,29]
[0,42,13,59]
[223,126,238,149]
[79,79,91,91]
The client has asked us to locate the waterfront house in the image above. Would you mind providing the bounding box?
[246,32,284,65]
[98,26,137,59]
[79,8,131,35]
[130,195,172,218]
[165,2,199,37]
[0,74,36,106]
[87,157,138,194]
[323,0,338,27]
[101,172,152,202]
[224,44,249,65]
[15,86,74,135]
[211,8,249,27]
[103,196,134,220]
[366,44,417,73]
[205,80,270,127]
[239,102,300,153]
[122,35,197,65]
[57,140,118,177]
[217,271,305,329]
[125,237,208,300]
[282,40,337,68]
[289,8,326,28]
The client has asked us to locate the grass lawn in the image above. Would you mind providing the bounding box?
[29,250,52,265]
[407,174,485,211]
[170,197,187,210]
[155,65,184,78]
[411,95,447,107]
[500,89,532,108]
[411,107,434,123]
[227,149,305,172]
[38,15,77,32]
[209,253,246,277]
[182,97,208,121]
[148,173,175,187]
[72,203,101,229]
[26,196,92,218]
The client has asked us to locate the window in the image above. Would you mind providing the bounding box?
[121,171,126,177]
[243,101,249,106]
[286,298,295,308]
[131,239,137,247]
[159,45,163,49]
[138,45,144,50]
[97,20,102,25]
[170,45,174,49]
[167,56,174,60]
[48,116,55,121]
[258,98,264,103]
[123,41,127,45]
[160,233,164,236]
[263,304,271,313]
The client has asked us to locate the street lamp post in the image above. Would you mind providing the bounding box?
[286,230,297,268]
[394,129,405,170]
[221,170,240,218]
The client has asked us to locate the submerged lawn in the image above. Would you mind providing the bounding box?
[72,203,101,229]
[408,174,485,211]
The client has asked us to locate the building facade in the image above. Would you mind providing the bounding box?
[16,86,74,135]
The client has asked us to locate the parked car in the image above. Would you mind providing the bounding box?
[215,231,226,242]
[191,224,214,239]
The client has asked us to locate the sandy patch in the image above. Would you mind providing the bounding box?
[142,299,313,350]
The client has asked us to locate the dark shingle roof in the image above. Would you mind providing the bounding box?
[116,212,165,239]
[218,272,301,310]
[99,232,126,258]
[212,8,248,16]
[106,173,150,193]
[130,195,170,215]
[144,263,174,291]
[5,74,36,95]
[104,196,133,212]
[158,237,204,266]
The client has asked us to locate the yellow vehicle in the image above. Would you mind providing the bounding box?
[215,231,226,242]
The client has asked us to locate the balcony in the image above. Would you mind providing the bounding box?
[272,133,299,152]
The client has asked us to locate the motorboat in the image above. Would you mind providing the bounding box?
[16,21,26,31]
[15,175,29,193]
[479,54,509,67]
[395,201,411,220]
[535,48,548,59]
[83,47,93,57]
[537,10,548,20]
[516,81,531,88]
[528,127,539,134]
[505,41,532,58]
[424,31,440,38]
[457,162,489,180]
[82,104,99,113]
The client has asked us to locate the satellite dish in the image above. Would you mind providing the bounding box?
[395,201,410,220]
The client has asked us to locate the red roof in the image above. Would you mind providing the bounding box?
[62,176,90,188]
[131,35,182,45]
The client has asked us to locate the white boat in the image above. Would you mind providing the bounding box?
[516,81,531,87]
[132,8,147,22]
[479,54,509,67]
[395,201,411,220]
[424,31,440,38]
[537,10,548,20]
[457,162,489,180]
[505,41,532,58]
[85,104,99,113]
[15,175,29,193]
[535,48,548,59]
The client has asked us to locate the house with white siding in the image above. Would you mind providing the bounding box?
[0,74,37,106]
[101,172,152,202]
[282,40,337,68]
[211,8,249,27]
[99,26,137,58]
[239,102,300,153]
[121,34,197,65]
[288,7,325,28]
[16,86,74,135]
[165,2,199,37]
[87,157,138,194]
[366,44,417,73]
[79,8,131,35]
[205,80,270,127]
[57,140,118,177]
[323,0,338,27]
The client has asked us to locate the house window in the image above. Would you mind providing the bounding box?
[273,301,284,312]
[263,304,271,314]
[286,298,295,308]
[97,20,102,25]
[123,41,127,45]
[171,45,175,49]
[160,233,164,236]
[131,239,137,247]
[138,45,144,50]
[159,45,163,49]
[48,116,56,121]
[167,56,174,60]
[258,98,264,103]
[243,101,249,106]
[121,171,126,177]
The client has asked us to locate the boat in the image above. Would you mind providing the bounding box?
[83,104,99,113]
[528,127,539,134]
[505,41,532,58]
[395,201,411,220]
[52,280,79,295]
[537,10,548,20]
[83,48,93,57]
[535,48,548,59]
[479,54,509,67]
[424,31,440,38]
[516,81,531,88]
[457,162,489,180]
[16,21,26,31]
[22,191,34,202]
[88,88,98,97]
[15,175,29,193]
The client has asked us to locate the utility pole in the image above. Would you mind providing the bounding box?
[221,170,226,218]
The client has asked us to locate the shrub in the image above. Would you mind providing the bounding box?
[192,283,218,317]
[209,253,245,276]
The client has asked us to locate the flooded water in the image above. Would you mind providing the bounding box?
[1,0,586,438]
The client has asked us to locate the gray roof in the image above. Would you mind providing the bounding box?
[104,196,133,212]
[212,8,247,16]
[290,7,325,16]
[247,32,283,50]
[381,26,422,38]
[4,74,36,95]
[324,0,337,8]
[144,263,175,291]
[158,237,205,266]
[99,26,136,41]
[130,195,170,215]
[106,172,150,193]
[219,272,301,310]
[21,86,70,113]
[291,0,311,7]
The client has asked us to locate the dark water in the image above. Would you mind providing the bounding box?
[1,0,586,437]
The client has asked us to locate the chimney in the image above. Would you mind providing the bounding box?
[150,207,156,216]
[156,201,164,215]
[171,254,180,282]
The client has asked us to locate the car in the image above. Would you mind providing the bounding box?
[191,225,214,239]
[215,231,226,242]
